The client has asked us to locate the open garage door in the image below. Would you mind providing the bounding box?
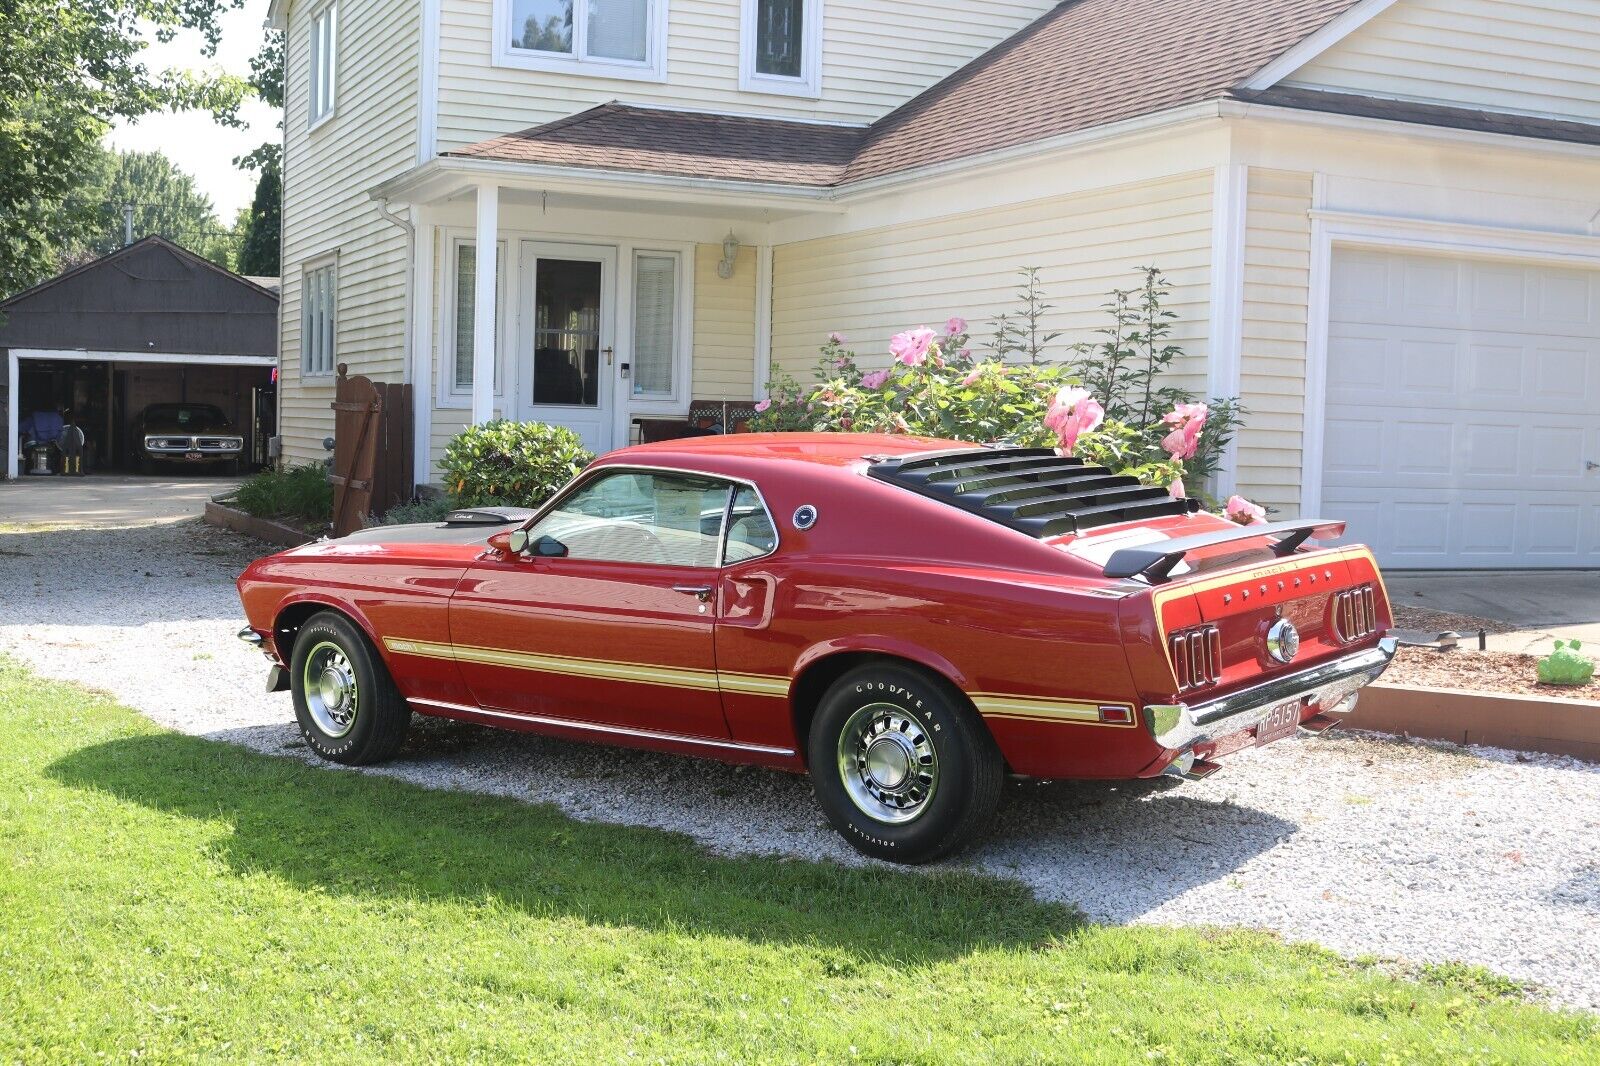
[1320,248,1600,569]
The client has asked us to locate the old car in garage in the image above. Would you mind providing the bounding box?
[236,433,1395,863]
[134,402,246,475]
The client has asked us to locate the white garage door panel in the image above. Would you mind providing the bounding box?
[1322,249,1600,568]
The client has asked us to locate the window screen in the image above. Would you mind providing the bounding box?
[632,253,676,398]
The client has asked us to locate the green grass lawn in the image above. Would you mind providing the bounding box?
[1,658,1595,1064]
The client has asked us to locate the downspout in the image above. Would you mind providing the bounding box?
[375,198,419,496]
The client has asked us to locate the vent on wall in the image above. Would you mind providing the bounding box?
[866,447,1198,539]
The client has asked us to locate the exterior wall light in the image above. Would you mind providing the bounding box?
[717,231,740,279]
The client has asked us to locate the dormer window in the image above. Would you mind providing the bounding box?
[494,0,667,81]
[740,0,820,97]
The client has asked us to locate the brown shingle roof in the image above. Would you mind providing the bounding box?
[444,0,1367,187]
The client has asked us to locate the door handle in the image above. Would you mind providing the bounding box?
[1588,460,1599,471]
[672,584,714,602]
[603,346,615,366]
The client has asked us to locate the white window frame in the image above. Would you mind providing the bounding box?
[492,0,668,82]
[442,236,510,408]
[739,0,821,98]
[308,1,338,129]
[301,257,338,379]
[627,248,684,403]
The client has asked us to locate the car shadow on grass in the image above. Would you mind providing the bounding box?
[47,729,1113,965]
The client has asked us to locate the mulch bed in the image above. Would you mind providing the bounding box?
[1384,646,1598,699]
[1390,604,1516,636]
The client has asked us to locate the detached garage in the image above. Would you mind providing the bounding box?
[1,237,279,479]
[1315,245,1600,569]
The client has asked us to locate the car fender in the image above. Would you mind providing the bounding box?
[790,634,973,697]
[268,590,386,662]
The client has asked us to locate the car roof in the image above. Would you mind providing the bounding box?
[618,432,980,469]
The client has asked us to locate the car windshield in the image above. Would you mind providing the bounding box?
[146,404,227,425]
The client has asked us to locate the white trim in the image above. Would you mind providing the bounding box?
[491,0,668,82]
[752,244,773,399]
[739,0,822,99]
[1206,163,1248,498]
[1299,208,1600,519]
[5,349,19,480]
[417,0,440,167]
[1240,0,1404,92]
[8,348,278,366]
[471,185,499,425]
[411,216,436,481]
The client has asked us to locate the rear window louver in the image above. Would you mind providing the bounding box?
[866,447,1198,538]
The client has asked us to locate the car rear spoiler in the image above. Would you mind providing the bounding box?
[1102,519,1347,583]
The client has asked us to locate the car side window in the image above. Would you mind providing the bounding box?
[530,471,732,568]
[722,486,778,564]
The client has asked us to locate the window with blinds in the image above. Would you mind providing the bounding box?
[453,241,503,393]
[301,261,336,377]
[632,252,677,399]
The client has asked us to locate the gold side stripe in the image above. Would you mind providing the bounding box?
[385,637,785,697]
[387,637,1135,727]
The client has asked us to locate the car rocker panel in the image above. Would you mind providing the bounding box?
[236,434,1395,863]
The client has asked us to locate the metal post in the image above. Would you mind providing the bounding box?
[123,204,134,246]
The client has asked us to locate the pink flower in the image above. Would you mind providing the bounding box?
[861,368,891,389]
[828,332,846,344]
[959,348,972,359]
[945,316,967,337]
[1160,401,1208,461]
[1225,494,1267,526]
[754,398,771,413]
[961,367,983,387]
[889,327,938,366]
[1043,386,1105,456]
[1168,477,1186,499]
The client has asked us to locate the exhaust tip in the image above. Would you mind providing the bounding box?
[1161,751,1222,781]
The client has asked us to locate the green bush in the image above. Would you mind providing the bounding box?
[440,420,592,509]
[231,463,332,525]
[377,496,455,526]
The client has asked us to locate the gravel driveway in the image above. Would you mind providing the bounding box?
[2,519,1597,1011]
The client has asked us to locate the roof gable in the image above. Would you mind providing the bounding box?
[1275,0,1600,125]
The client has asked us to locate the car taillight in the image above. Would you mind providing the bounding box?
[1332,584,1377,643]
[1170,623,1221,691]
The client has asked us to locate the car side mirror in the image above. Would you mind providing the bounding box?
[530,534,568,558]
[487,529,519,554]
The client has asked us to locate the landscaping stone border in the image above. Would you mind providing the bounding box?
[203,500,317,549]
[1356,683,1600,762]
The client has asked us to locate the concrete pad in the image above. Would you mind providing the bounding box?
[1387,570,1600,655]
[0,474,242,529]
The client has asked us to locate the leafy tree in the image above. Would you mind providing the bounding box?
[0,0,249,296]
[59,148,236,269]
[234,155,280,276]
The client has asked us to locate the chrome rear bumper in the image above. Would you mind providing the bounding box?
[1143,637,1396,751]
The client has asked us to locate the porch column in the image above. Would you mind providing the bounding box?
[472,183,499,425]
[411,216,436,483]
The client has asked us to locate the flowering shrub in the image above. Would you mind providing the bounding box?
[750,269,1255,506]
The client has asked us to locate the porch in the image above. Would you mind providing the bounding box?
[375,154,844,480]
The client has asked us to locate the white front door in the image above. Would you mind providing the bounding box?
[515,241,617,453]
[1321,247,1600,568]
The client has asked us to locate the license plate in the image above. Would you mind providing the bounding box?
[185,451,203,460]
[1256,700,1303,746]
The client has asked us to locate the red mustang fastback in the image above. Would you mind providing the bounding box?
[237,433,1395,863]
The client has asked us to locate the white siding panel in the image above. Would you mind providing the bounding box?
[1237,169,1313,517]
[1287,0,1600,123]
[279,0,421,466]
[692,243,757,399]
[770,173,1214,396]
[437,0,1056,148]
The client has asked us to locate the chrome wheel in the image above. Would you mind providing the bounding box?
[836,702,939,824]
[302,640,358,738]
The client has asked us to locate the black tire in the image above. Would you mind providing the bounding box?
[289,610,410,765]
[808,662,1004,864]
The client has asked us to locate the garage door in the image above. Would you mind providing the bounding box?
[1321,247,1600,569]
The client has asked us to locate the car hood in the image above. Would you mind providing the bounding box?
[141,413,236,434]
